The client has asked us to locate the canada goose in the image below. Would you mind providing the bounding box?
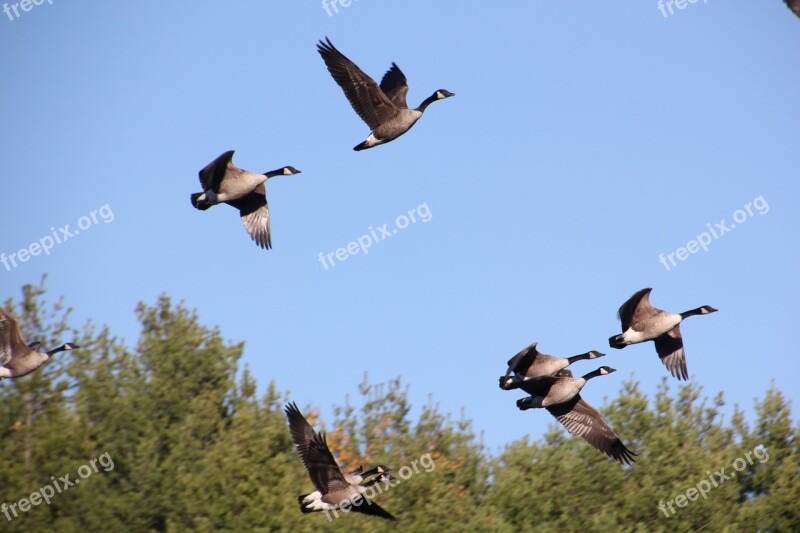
[608,288,717,381]
[190,150,301,249]
[503,341,605,382]
[284,403,396,521]
[317,37,454,151]
[504,368,636,465]
[285,402,390,486]
[0,308,78,381]
[786,0,800,18]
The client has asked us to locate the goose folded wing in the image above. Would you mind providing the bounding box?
[317,38,400,130]
[0,309,27,365]
[655,325,687,380]
[546,395,636,465]
[305,432,349,494]
[505,341,538,376]
[198,150,235,191]
[618,288,656,331]
[0,310,14,365]
[226,185,271,250]
[379,63,409,108]
[516,374,561,397]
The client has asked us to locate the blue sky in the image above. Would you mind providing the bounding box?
[1,2,798,453]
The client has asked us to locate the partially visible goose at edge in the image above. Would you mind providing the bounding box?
[608,288,717,381]
[786,0,800,18]
[1,308,79,381]
[284,403,397,521]
[503,341,605,383]
[502,368,637,465]
[190,150,301,249]
[317,37,455,151]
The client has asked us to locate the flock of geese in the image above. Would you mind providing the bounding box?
[189,38,453,249]
[14,7,800,516]
[499,288,717,466]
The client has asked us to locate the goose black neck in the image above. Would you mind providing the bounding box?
[263,169,284,179]
[360,466,380,478]
[581,368,605,381]
[567,352,592,364]
[364,475,387,487]
[46,344,69,356]
[416,93,440,112]
[680,307,706,319]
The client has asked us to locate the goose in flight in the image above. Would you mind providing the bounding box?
[317,37,454,151]
[1,308,78,381]
[608,288,717,380]
[191,150,300,249]
[284,402,396,521]
[501,368,636,465]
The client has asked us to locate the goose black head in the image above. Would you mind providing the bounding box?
[281,166,302,176]
[699,305,718,314]
[435,89,455,99]
[361,464,392,478]
[498,375,522,390]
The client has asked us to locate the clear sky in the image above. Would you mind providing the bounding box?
[1,2,798,453]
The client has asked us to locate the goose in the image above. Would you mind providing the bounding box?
[608,288,717,381]
[284,403,396,521]
[317,37,454,151]
[786,0,800,18]
[190,150,301,249]
[285,402,391,488]
[503,341,605,382]
[502,368,636,465]
[0,308,78,381]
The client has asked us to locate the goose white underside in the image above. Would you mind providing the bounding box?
[361,133,385,149]
[301,492,334,511]
[620,314,681,344]
[618,328,651,345]
[199,189,231,205]
[300,491,352,512]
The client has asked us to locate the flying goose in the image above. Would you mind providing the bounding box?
[190,150,301,249]
[285,402,390,487]
[284,403,396,521]
[0,308,78,381]
[502,368,636,465]
[786,0,800,18]
[317,37,454,151]
[608,288,717,381]
[503,341,605,382]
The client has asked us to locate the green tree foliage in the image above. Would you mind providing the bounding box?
[1,280,797,532]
